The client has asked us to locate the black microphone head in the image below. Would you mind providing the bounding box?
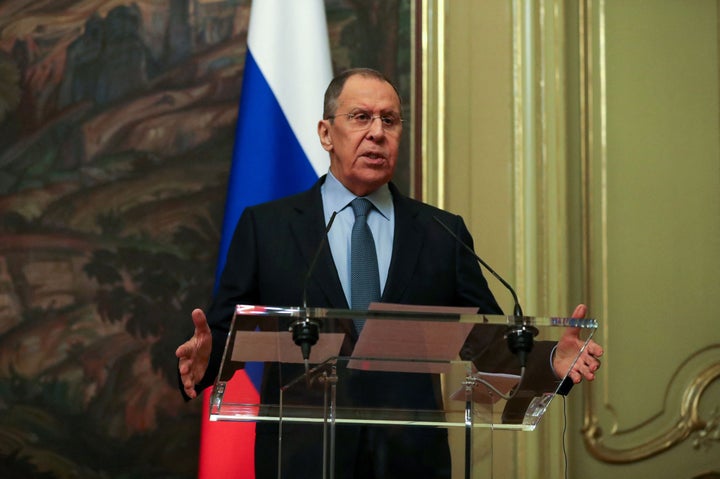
[504,324,538,368]
[292,319,320,361]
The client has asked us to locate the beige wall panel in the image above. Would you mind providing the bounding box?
[444,1,521,478]
[442,1,566,478]
[438,0,720,478]
[445,0,515,311]
[572,1,720,478]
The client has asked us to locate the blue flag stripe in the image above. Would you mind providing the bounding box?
[216,50,320,279]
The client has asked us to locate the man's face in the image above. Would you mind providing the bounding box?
[317,75,402,197]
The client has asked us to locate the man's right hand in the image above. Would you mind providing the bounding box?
[176,308,212,399]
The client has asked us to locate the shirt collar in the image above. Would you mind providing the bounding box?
[324,170,393,220]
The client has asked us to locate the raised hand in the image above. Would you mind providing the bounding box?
[175,308,212,399]
[553,304,604,383]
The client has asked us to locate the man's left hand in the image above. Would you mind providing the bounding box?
[553,304,604,383]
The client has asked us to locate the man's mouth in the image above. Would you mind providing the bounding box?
[361,152,385,161]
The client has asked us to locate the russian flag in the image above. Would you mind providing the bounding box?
[198,1,332,477]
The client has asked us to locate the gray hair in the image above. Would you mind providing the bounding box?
[323,68,402,119]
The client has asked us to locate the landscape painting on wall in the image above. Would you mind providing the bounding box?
[0,0,411,477]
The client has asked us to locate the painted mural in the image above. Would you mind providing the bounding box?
[0,0,410,477]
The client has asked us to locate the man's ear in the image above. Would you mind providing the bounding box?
[317,120,333,152]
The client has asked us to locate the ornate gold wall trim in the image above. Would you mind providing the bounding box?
[583,350,720,463]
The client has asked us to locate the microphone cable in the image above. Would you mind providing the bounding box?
[562,394,569,479]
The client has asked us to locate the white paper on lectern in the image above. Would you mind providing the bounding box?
[231,331,345,364]
[348,303,478,373]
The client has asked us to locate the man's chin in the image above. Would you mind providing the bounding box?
[346,172,393,196]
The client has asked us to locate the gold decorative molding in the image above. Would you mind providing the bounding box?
[416,0,445,208]
[583,356,720,463]
[692,406,719,451]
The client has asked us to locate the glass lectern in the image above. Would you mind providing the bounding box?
[209,304,597,478]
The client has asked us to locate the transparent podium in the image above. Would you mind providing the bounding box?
[209,304,597,478]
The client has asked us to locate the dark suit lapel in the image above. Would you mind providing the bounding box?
[382,185,424,303]
[288,178,349,309]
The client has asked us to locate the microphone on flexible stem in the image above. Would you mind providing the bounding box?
[432,216,538,369]
[291,211,338,374]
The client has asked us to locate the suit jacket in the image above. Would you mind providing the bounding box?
[197,176,507,391]
[191,176,558,478]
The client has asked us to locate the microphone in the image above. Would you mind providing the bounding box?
[432,216,524,316]
[291,211,338,372]
[432,216,537,368]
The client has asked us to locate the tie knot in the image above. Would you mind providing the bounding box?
[350,197,373,218]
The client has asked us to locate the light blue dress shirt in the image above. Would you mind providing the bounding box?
[320,171,395,307]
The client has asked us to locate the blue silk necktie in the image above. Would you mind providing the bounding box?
[350,198,381,331]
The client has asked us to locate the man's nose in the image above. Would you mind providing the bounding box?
[365,116,385,138]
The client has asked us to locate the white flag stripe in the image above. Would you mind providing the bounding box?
[247,0,333,177]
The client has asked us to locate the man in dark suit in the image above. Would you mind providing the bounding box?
[177,68,603,478]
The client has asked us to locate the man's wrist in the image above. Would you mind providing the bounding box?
[550,344,562,379]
